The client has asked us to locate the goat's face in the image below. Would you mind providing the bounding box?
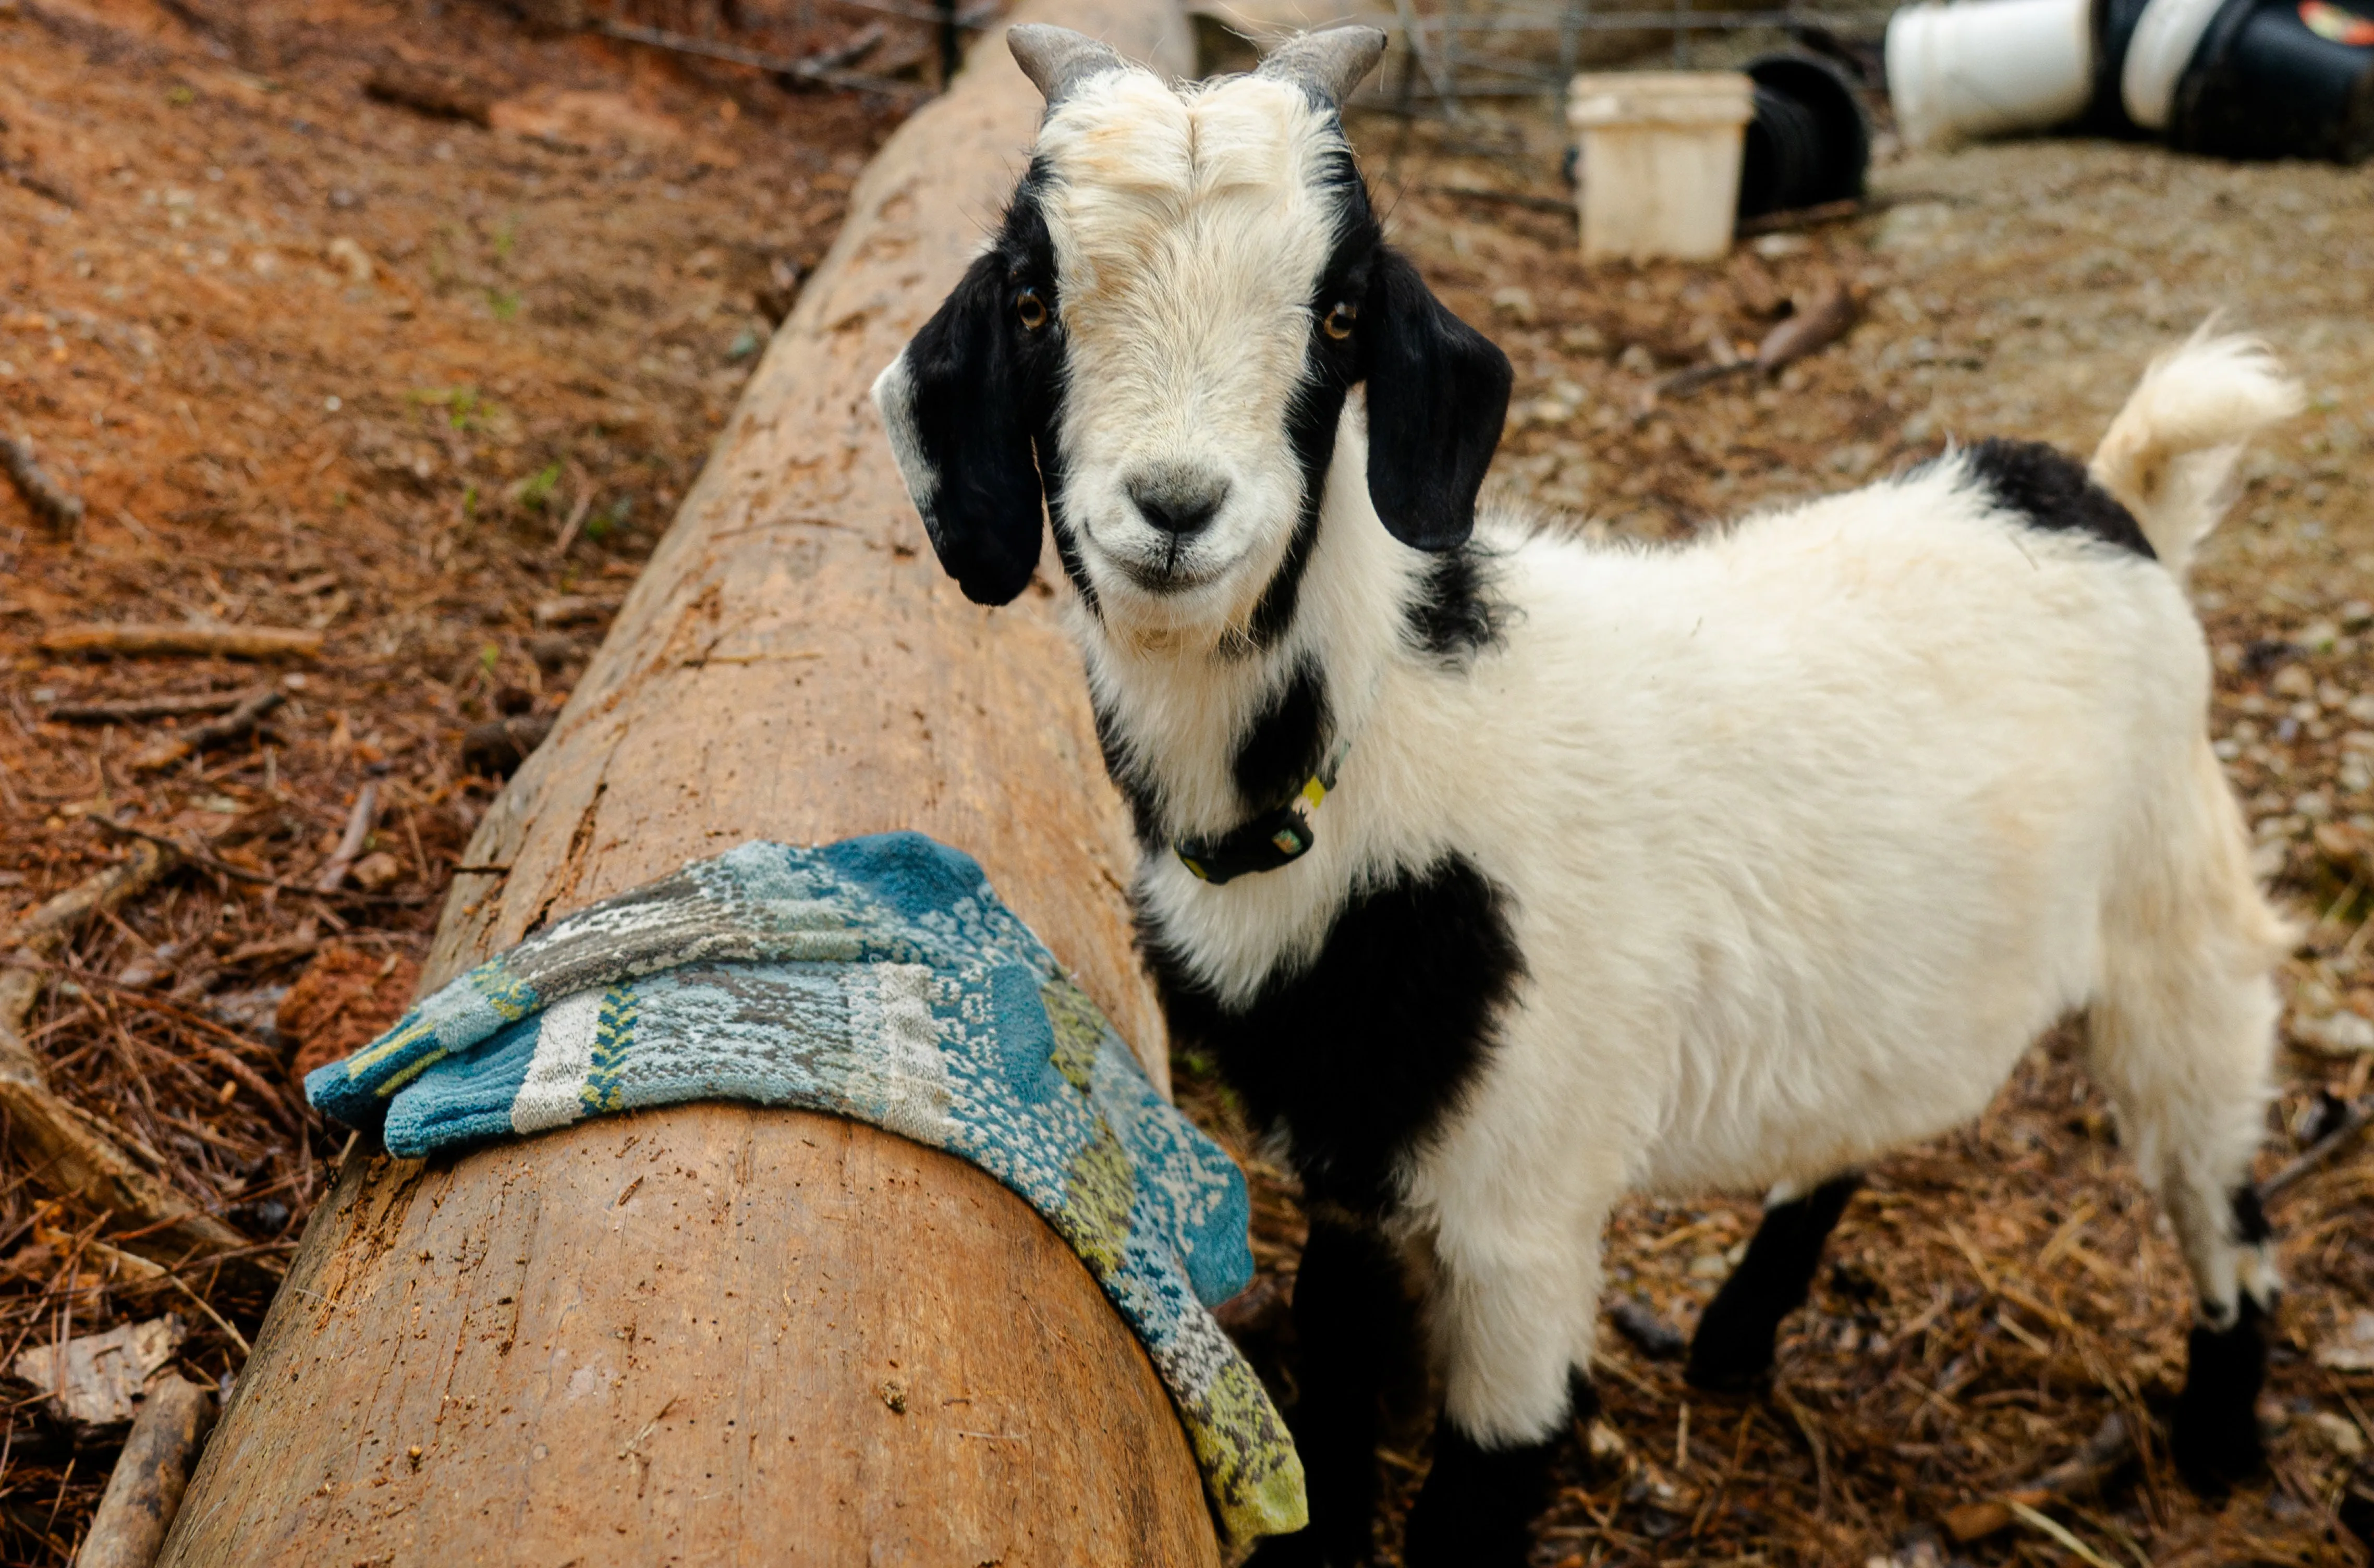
[873,27,1512,642]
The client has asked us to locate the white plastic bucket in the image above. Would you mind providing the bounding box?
[1885,0,2098,150]
[1567,72,1757,262]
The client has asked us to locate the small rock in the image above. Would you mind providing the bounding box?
[880,1378,907,1414]
[2309,1410,2368,1459]
[1489,285,1536,324]
[325,236,374,285]
[461,713,555,778]
[2273,664,2317,699]
[1617,343,1657,376]
[1559,322,1608,354]
[2295,1011,2374,1056]
[1609,1296,1686,1359]
[115,938,190,989]
[2319,1311,2374,1372]
[227,1197,290,1236]
[351,851,404,893]
[527,632,580,672]
[534,594,620,629]
[1688,1252,1732,1279]
[206,985,289,1048]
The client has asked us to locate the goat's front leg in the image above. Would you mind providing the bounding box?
[1402,1214,1604,1565]
[1248,1216,1418,1568]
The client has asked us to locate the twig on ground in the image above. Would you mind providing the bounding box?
[803,20,888,70]
[1422,183,1576,215]
[1734,197,1864,237]
[129,688,282,773]
[2,432,85,533]
[315,780,380,893]
[1942,1412,2136,1542]
[74,1372,217,1568]
[1659,279,1859,400]
[90,819,426,908]
[362,61,497,125]
[38,624,324,661]
[2259,1096,2373,1201]
[550,489,594,559]
[6,160,82,211]
[43,691,252,725]
[591,17,930,100]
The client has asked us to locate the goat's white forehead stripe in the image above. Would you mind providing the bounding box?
[1033,70,1344,207]
[1029,70,1352,332]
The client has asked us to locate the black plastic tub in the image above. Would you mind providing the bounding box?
[1736,52,1871,218]
[2172,0,2374,160]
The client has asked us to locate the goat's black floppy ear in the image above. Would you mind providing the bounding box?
[1361,248,1513,551]
[871,254,1045,606]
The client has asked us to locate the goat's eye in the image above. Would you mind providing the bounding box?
[1016,286,1050,331]
[1322,302,1357,340]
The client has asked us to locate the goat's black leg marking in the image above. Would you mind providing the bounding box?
[1247,1218,1414,1567]
[2172,1294,2273,1493]
[2171,1189,2276,1494]
[1399,1387,1580,1568]
[1685,1173,1861,1393]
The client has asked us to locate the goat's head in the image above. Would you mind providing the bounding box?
[872,25,1512,641]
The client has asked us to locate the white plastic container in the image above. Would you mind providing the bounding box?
[1884,0,2097,150]
[1567,72,1757,262]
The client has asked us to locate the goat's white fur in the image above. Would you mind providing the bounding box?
[880,62,2299,1452]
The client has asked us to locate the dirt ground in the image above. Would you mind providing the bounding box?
[3,6,2372,1565]
[0,0,906,1557]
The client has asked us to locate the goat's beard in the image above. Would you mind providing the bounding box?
[1074,508,1308,662]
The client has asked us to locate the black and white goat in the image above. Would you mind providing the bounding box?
[873,26,2303,1563]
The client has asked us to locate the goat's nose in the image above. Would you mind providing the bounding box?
[1125,469,1230,538]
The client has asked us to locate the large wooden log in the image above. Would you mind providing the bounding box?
[157,0,1220,1560]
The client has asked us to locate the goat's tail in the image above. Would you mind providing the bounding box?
[2088,324,2303,578]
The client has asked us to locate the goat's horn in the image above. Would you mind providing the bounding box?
[1255,25,1387,108]
[1007,23,1130,105]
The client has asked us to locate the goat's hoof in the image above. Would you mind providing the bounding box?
[1402,1427,1553,1568]
[2170,1411,2266,1496]
[2170,1297,2271,1496]
[1682,1321,1777,1394]
[1681,1343,1773,1394]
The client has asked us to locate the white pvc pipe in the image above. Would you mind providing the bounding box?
[1885,0,2098,150]
[2121,0,2230,128]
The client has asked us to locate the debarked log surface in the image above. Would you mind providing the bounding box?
[157,0,1218,1559]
